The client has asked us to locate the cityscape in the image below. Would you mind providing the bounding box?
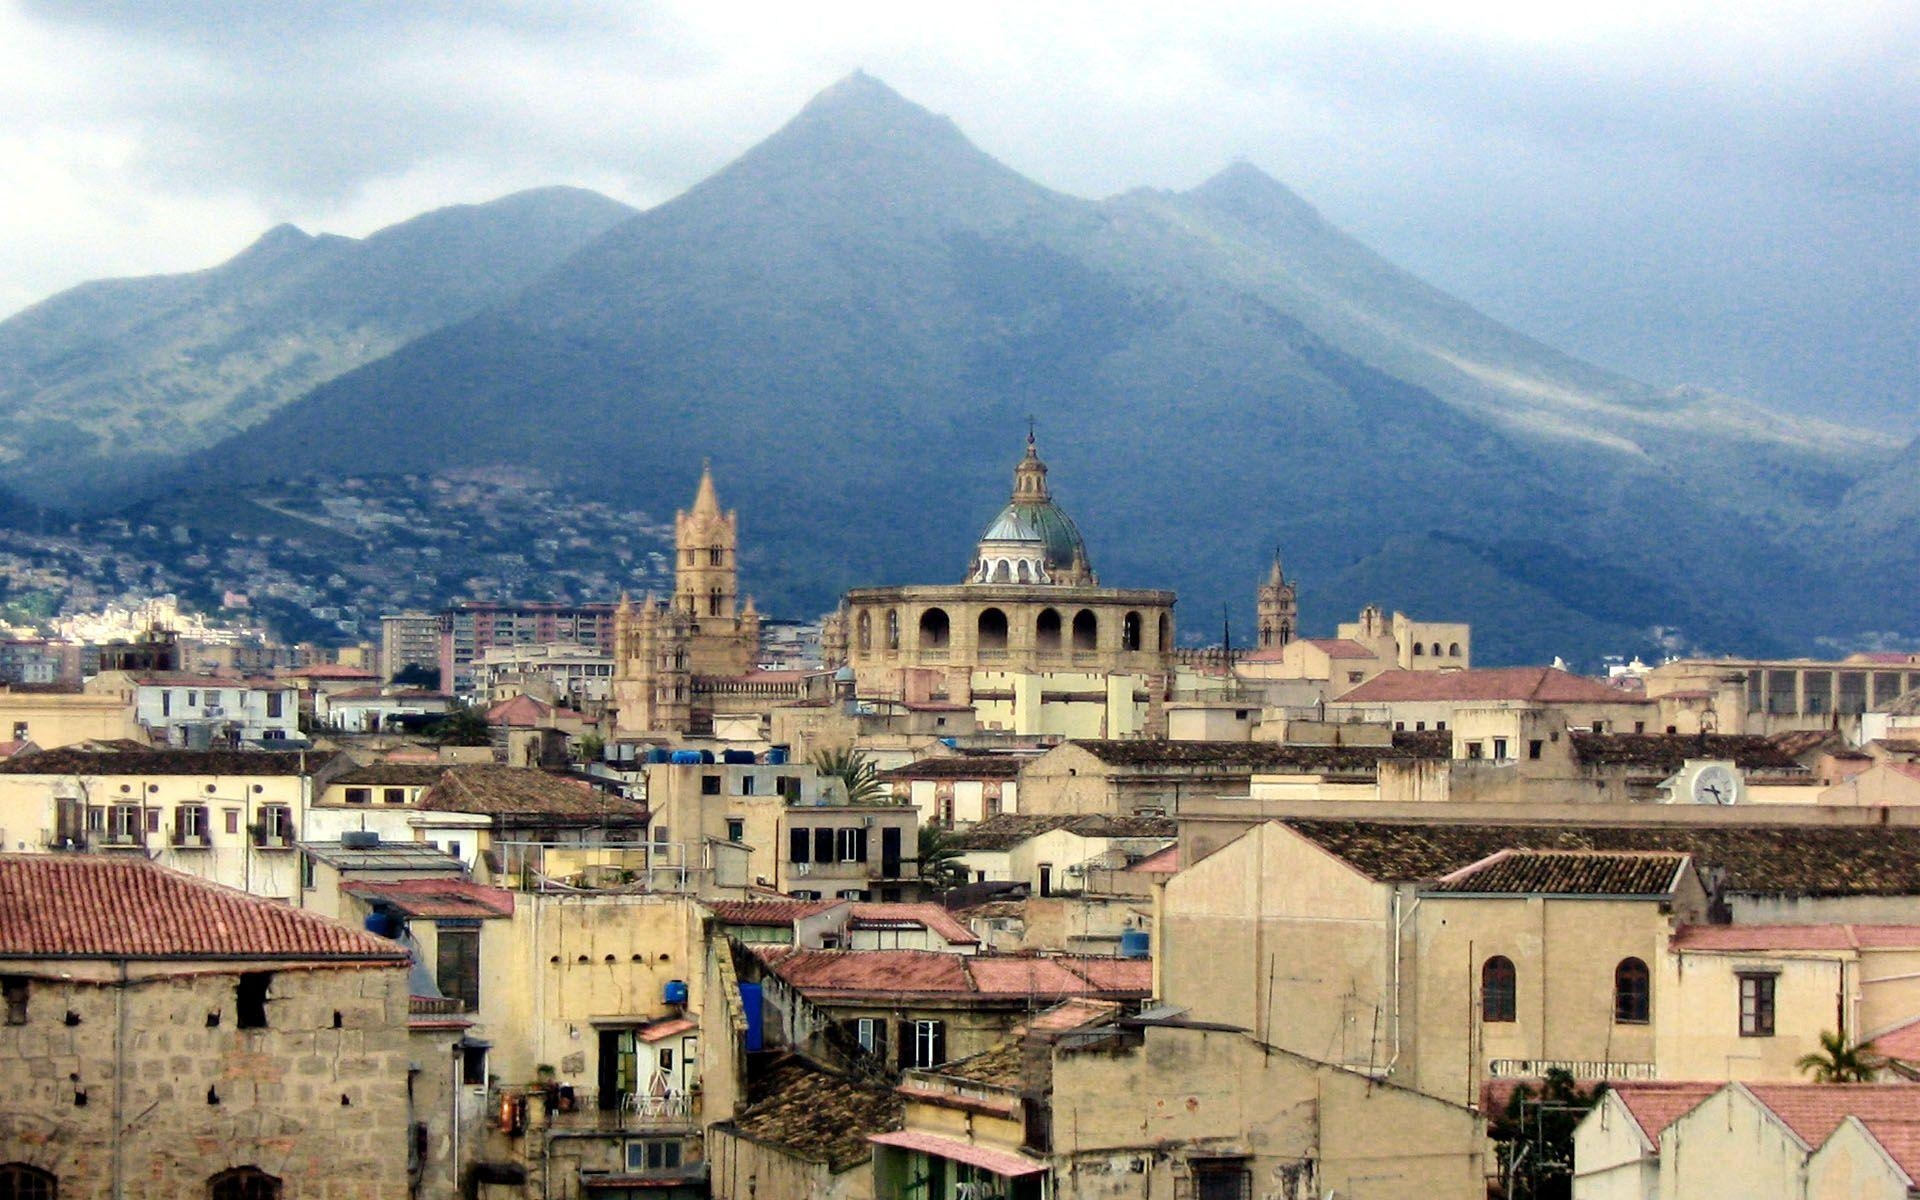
[0,8,1915,1200]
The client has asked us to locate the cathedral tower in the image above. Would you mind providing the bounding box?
[1256,553,1297,651]
[674,464,757,677]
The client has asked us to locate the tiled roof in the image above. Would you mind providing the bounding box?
[1284,818,1920,896]
[1337,667,1645,705]
[1772,730,1846,760]
[1128,845,1178,873]
[877,757,1024,780]
[1061,739,1424,771]
[0,856,407,961]
[1392,729,1454,758]
[1569,733,1803,772]
[123,671,259,688]
[486,694,554,726]
[279,664,378,680]
[301,841,467,872]
[332,764,451,787]
[1308,638,1379,660]
[1870,1016,1920,1061]
[1669,925,1920,952]
[1424,850,1690,896]
[724,1053,903,1171]
[950,813,1177,852]
[928,1040,1027,1089]
[754,948,1150,1002]
[1608,1082,1720,1145]
[704,898,847,927]
[1744,1084,1920,1151]
[0,747,338,777]
[417,765,644,824]
[848,903,979,945]
[1857,1118,1920,1182]
[343,879,514,920]
[1018,996,1121,1035]
[868,1131,1046,1178]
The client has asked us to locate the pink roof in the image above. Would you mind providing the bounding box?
[1745,1084,1920,1150]
[869,1130,1046,1177]
[705,898,846,927]
[486,694,555,725]
[1608,1082,1720,1145]
[344,879,514,920]
[755,947,1151,1000]
[280,664,378,680]
[1874,1017,1920,1061]
[0,856,406,961]
[1129,845,1179,873]
[1016,997,1120,1034]
[638,1016,697,1043]
[1671,925,1920,952]
[1857,1118,1920,1182]
[849,902,980,945]
[1309,638,1379,660]
[1338,666,1648,705]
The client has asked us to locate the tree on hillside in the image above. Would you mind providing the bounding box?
[810,745,885,805]
[1797,1030,1880,1082]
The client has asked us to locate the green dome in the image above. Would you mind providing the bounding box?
[968,434,1095,585]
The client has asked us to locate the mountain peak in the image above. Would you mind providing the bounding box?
[1189,160,1326,231]
[778,70,971,150]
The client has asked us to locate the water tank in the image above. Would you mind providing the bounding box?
[766,745,789,765]
[663,979,689,1005]
[363,910,402,939]
[645,747,672,764]
[669,750,703,765]
[738,982,764,1051]
[341,830,381,849]
[721,749,756,765]
[1119,929,1151,959]
[697,750,716,764]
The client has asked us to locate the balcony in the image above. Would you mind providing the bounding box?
[250,828,295,850]
[171,830,214,850]
[1487,1059,1657,1081]
[99,833,145,850]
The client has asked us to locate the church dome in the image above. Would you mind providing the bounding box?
[968,434,1095,586]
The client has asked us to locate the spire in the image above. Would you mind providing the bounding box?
[692,460,722,517]
[1267,552,1285,587]
[1012,430,1049,502]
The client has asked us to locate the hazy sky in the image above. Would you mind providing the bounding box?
[3,1,1914,429]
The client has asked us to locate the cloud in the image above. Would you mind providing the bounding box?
[2,1,1914,425]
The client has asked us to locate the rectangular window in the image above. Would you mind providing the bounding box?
[814,827,834,864]
[1740,973,1776,1037]
[237,972,271,1029]
[254,805,293,845]
[700,774,721,796]
[1436,721,1447,731]
[837,827,868,863]
[1192,1160,1253,1200]
[108,803,141,842]
[740,774,756,796]
[437,927,482,1012]
[146,807,161,834]
[1466,742,1484,759]
[187,690,197,706]
[911,1019,947,1068]
[175,804,209,843]
[1,976,26,1025]
[788,827,810,863]
[855,1017,885,1057]
[10,722,25,741]
[161,690,172,716]
[383,788,406,805]
[267,691,284,718]
[625,1140,682,1172]
[345,788,372,805]
[726,818,745,843]
[1492,738,1509,761]
[1528,740,1544,760]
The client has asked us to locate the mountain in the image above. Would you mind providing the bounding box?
[0,186,635,505]
[94,75,1914,661]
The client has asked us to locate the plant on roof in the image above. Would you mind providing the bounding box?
[810,745,885,805]
[425,705,492,747]
[916,824,968,894]
[1796,1029,1880,1082]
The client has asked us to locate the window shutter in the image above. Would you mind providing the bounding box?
[855,827,869,863]
[814,828,834,864]
[789,828,810,863]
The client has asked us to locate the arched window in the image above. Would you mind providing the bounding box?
[708,547,723,566]
[978,608,1009,652]
[708,587,723,617]
[1413,643,1425,656]
[856,612,871,652]
[1614,958,1650,1024]
[0,1164,56,1200]
[1431,643,1442,657]
[918,608,950,650]
[1017,561,1032,583]
[1449,643,1462,657]
[1481,956,1516,1023]
[1072,609,1098,651]
[885,610,900,651]
[1157,614,1171,651]
[992,560,1011,583]
[1036,608,1063,651]
[209,1168,282,1200]
[1122,611,1142,652]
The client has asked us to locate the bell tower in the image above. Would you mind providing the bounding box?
[1256,553,1298,651]
[672,464,756,677]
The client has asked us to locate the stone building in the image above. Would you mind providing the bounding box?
[611,467,763,737]
[1255,553,1298,651]
[0,855,413,1198]
[824,436,1176,710]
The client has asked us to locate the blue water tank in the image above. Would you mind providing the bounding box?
[738,982,764,1051]
[1119,929,1151,959]
[363,910,402,940]
[722,749,756,765]
[663,979,689,1005]
[645,747,672,764]
[766,745,789,765]
[697,750,716,764]
[669,750,703,765]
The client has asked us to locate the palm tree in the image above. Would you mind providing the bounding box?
[809,745,885,805]
[1796,1030,1879,1082]
[916,825,968,893]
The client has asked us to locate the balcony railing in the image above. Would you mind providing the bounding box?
[1487,1059,1657,1080]
[171,830,213,849]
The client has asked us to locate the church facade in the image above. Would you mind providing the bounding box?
[610,466,762,737]
[824,436,1176,704]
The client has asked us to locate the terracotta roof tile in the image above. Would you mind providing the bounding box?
[1744,1084,1920,1149]
[754,948,1149,1002]
[1570,732,1803,772]
[1669,924,1920,952]
[1128,846,1178,873]
[279,664,379,680]
[1872,1016,1920,1061]
[417,765,643,825]
[0,856,406,961]
[1284,818,1920,896]
[343,879,514,920]
[1424,850,1690,896]
[848,903,979,945]
[878,757,1024,781]
[704,898,846,927]
[950,813,1177,851]
[1063,740,1425,771]
[1857,1118,1920,1181]
[724,1054,902,1172]
[1338,667,1646,705]
[1608,1082,1720,1144]
[0,748,338,777]
[333,764,451,787]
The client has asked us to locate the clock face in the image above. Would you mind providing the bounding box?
[1692,764,1738,805]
